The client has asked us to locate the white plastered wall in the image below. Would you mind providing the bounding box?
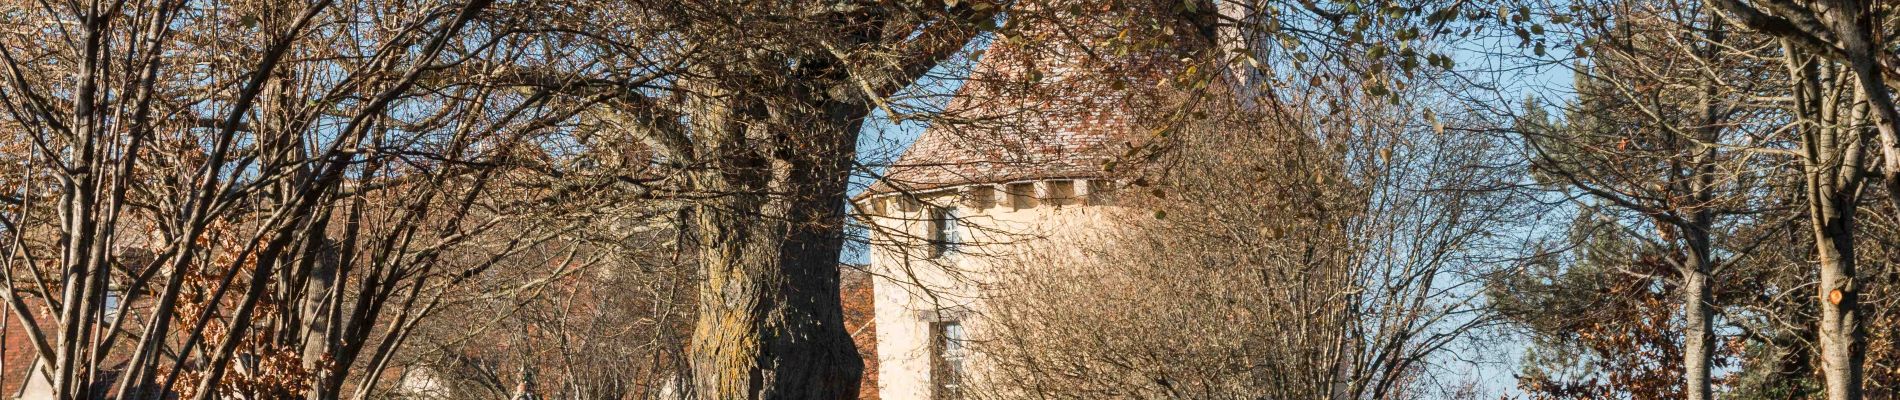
[865,180,1118,399]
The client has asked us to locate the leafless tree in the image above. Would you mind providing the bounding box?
[0,0,641,398]
[1690,2,1900,397]
[483,1,1006,397]
[967,69,1525,399]
[1507,2,1787,396]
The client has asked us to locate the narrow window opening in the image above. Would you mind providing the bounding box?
[931,321,966,399]
[1087,180,1117,205]
[1007,182,1037,209]
[104,292,121,319]
[1046,180,1077,206]
[928,206,959,258]
[964,185,995,209]
[899,195,921,213]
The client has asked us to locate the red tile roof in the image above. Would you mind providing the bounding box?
[864,2,1205,196]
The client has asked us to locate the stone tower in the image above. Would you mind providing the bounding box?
[855,2,1217,398]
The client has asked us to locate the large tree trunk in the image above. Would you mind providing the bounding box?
[686,91,865,399]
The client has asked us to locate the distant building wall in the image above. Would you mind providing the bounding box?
[0,303,50,400]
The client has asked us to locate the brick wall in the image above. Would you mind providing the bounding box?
[0,303,43,398]
[841,267,879,400]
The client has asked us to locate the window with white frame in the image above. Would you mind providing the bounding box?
[931,320,967,399]
[927,206,959,258]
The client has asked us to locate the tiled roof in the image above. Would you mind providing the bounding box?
[866,79,1131,194]
[865,3,1197,196]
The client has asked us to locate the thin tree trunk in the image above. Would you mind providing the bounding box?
[1682,39,1724,400]
[1815,63,1868,400]
[1681,256,1714,400]
[1782,38,1868,400]
[301,241,338,400]
[1713,17,1887,398]
[1813,208,1861,400]
[1821,0,1900,216]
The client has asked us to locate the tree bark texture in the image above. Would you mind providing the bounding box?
[1681,257,1714,400]
[685,80,866,399]
[1814,201,1863,400]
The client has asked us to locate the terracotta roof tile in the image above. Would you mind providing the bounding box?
[865,4,1202,196]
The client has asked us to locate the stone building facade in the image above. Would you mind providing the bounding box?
[858,181,1119,399]
[854,2,1217,397]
